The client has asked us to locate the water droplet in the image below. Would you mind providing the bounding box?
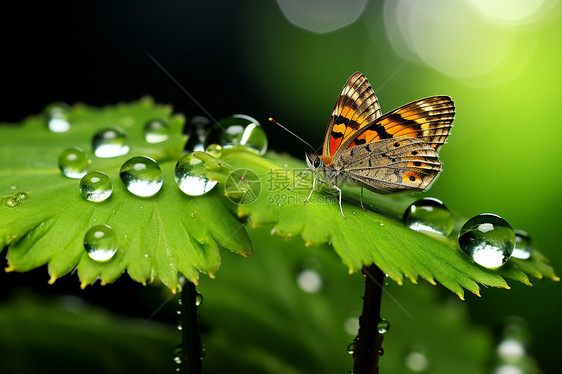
[403,197,453,235]
[3,196,19,207]
[377,318,390,334]
[205,114,268,155]
[84,225,118,262]
[458,213,515,268]
[184,116,209,152]
[197,344,209,360]
[14,192,28,200]
[10,185,16,190]
[46,102,71,133]
[404,345,429,372]
[297,268,323,293]
[58,147,91,178]
[177,323,183,331]
[347,342,355,355]
[512,230,532,260]
[144,118,170,143]
[379,222,384,227]
[173,346,183,367]
[195,293,203,306]
[92,127,130,158]
[174,154,217,196]
[205,143,222,157]
[80,171,112,202]
[120,156,163,197]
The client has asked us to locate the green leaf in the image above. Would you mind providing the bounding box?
[0,99,251,292]
[198,226,495,373]
[197,149,558,299]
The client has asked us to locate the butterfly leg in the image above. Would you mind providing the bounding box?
[288,167,310,190]
[333,185,346,219]
[360,186,367,211]
[304,177,316,203]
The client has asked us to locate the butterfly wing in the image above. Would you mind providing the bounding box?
[335,96,455,160]
[336,137,442,193]
[322,72,382,159]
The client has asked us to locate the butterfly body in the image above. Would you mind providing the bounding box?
[296,72,455,217]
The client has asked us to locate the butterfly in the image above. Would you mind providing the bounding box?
[292,72,455,218]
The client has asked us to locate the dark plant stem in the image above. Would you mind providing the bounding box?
[178,282,202,374]
[353,264,386,374]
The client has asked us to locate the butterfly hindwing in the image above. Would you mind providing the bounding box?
[336,137,442,193]
[337,96,454,159]
[323,72,382,159]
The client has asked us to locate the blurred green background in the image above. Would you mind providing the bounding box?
[1,0,561,372]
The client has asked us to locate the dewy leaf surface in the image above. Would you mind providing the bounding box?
[0,99,251,291]
[196,149,558,299]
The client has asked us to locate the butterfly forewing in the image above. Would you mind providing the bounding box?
[323,72,382,158]
[336,138,442,193]
[337,96,455,158]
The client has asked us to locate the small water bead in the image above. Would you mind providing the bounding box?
[347,342,355,355]
[3,196,19,207]
[195,293,203,307]
[512,230,532,260]
[46,102,71,133]
[174,154,217,196]
[458,213,515,268]
[205,114,268,155]
[80,171,112,202]
[205,143,222,158]
[403,197,454,236]
[377,318,390,334]
[84,225,118,262]
[15,192,28,200]
[92,127,130,158]
[120,156,163,197]
[144,118,170,143]
[58,147,91,178]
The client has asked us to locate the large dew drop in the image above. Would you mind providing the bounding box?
[120,156,163,197]
[46,102,71,133]
[144,118,170,143]
[205,114,268,155]
[92,127,130,158]
[58,147,91,178]
[458,213,515,268]
[512,230,532,260]
[174,154,217,196]
[80,171,112,202]
[84,225,118,262]
[403,197,453,236]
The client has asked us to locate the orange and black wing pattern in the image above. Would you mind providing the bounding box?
[322,72,382,162]
[338,96,455,158]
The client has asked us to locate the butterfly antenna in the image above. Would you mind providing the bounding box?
[268,117,317,154]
